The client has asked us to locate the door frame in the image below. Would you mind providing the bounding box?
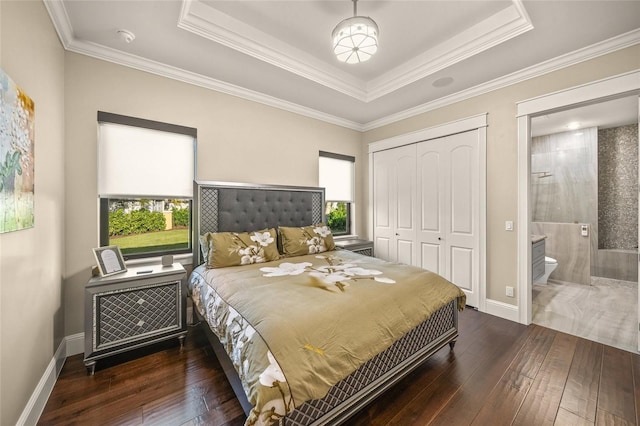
[516,70,640,325]
[368,113,487,312]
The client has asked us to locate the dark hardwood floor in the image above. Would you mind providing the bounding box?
[38,309,640,425]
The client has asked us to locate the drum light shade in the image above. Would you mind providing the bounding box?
[332,0,379,64]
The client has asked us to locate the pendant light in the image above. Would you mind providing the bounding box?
[332,0,379,64]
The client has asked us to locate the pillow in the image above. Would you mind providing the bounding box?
[199,234,211,264]
[204,228,280,268]
[279,224,335,257]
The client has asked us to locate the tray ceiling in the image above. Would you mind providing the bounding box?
[46,0,640,130]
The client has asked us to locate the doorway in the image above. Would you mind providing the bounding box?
[528,96,638,352]
[516,70,640,349]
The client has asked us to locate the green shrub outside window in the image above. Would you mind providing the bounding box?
[326,201,350,236]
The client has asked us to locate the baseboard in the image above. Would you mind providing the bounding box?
[16,333,84,426]
[66,332,84,356]
[484,298,520,323]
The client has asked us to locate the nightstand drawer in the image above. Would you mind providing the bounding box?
[95,281,181,350]
[84,264,187,375]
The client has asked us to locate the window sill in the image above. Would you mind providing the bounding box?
[125,252,193,267]
[333,234,359,241]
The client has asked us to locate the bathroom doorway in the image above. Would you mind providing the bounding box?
[528,95,639,352]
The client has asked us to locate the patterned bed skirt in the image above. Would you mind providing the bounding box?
[196,298,458,425]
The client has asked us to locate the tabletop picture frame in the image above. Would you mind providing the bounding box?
[92,245,127,277]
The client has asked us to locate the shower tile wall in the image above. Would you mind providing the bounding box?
[598,124,638,250]
[531,128,598,224]
[532,127,598,281]
[596,123,639,281]
[531,222,591,285]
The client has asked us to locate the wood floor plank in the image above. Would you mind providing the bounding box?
[596,409,635,426]
[509,324,559,380]
[467,325,557,425]
[38,309,640,426]
[393,316,528,425]
[598,345,636,424]
[559,338,603,423]
[512,331,579,426]
[428,323,533,425]
[555,407,595,426]
[342,348,455,426]
[344,308,500,426]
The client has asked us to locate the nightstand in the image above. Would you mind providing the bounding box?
[335,238,374,257]
[84,263,187,375]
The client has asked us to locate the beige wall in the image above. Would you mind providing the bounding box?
[1,0,638,421]
[64,52,363,336]
[0,1,65,425]
[363,45,640,304]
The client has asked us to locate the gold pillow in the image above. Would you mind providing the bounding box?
[279,224,335,257]
[204,228,280,268]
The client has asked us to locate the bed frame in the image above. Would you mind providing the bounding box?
[191,180,458,425]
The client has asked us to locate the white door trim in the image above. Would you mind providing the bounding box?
[368,113,488,154]
[368,114,487,312]
[516,70,640,325]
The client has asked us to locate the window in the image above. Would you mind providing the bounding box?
[319,151,355,236]
[97,112,196,259]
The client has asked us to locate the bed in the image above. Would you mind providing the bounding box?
[189,181,465,426]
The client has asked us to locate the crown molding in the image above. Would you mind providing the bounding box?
[178,0,368,101]
[362,28,640,131]
[366,0,533,101]
[44,1,363,130]
[43,0,74,49]
[178,0,533,103]
[43,0,638,133]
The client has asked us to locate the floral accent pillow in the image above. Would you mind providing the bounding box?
[205,228,280,268]
[279,224,335,257]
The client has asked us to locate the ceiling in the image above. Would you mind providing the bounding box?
[531,96,639,137]
[45,0,640,130]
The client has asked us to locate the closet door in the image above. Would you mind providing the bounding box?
[373,144,417,265]
[417,140,446,275]
[417,130,480,307]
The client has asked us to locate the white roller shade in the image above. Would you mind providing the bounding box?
[98,122,194,198]
[319,155,354,202]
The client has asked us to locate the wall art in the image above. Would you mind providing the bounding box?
[0,68,35,233]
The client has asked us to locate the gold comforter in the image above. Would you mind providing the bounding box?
[188,250,465,425]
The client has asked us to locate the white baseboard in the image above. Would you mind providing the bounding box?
[484,298,520,323]
[16,333,84,426]
[66,332,84,356]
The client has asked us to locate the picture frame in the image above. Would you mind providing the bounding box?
[92,245,127,277]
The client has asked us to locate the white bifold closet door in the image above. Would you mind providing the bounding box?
[373,130,480,308]
[417,131,480,308]
[372,144,418,266]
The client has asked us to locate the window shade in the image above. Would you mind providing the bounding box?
[319,154,354,202]
[98,122,195,198]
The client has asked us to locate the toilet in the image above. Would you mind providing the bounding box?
[535,256,558,284]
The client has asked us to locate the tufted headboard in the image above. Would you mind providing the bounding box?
[192,181,325,264]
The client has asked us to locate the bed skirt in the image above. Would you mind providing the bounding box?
[197,299,458,425]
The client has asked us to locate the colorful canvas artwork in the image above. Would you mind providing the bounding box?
[0,68,35,233]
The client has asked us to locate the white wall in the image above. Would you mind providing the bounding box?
[63,52,363,337]
[0,1,65,424]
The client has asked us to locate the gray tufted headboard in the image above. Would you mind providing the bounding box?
[192,181,325,264]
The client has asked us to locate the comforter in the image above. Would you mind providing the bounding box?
[188,250,465,425]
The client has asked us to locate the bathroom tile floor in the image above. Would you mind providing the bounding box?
[532,276,638,353]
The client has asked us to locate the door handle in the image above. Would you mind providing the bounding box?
[395,233,399,236]
[438,237,442,240]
